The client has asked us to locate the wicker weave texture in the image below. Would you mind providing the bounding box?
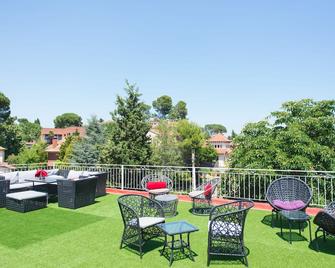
[118,194,165,258]
[57,177,97,209]
[208,200,254,266]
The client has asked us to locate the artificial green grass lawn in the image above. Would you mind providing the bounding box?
[0,195,334,268]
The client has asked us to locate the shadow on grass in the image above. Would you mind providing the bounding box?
[208,247,250,266]
[0,207,106,249]
[261,214,308,229]
[159,245,198,265]
[122,239,164,257]
[276,232,309,243]
[309,237,335,255]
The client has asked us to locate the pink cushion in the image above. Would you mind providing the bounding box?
[147,181,167,190]
[273,200,305,210]
[204,184,213,198]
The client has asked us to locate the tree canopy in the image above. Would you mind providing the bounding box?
[150,120,183,166]
[70,116,104,164]
[0,92,23,156]
[17,118,41,142]
[152,95,173,119]
[0,92,11,123]
[100,81,152,165]
[204,124,227,136]
[54,113,83,128]
[170,101,188,120]
[230,99,335,171]
[176,120,217,166]
[7,141,47,164]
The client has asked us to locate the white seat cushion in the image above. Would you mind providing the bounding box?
[9,182,34,190]
[148,188,170,195]
[6,190,47,200]
[129,217,165,229]
[188,190,204,198]
[208,221,242,237]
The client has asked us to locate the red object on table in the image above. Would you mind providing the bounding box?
[35,169,48,177]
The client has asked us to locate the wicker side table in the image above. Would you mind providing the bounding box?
[155,194,178,217]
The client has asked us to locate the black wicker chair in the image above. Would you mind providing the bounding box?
[313,201,335,250]
[207,200,254,266]
[118,194,165,258]
[0,178,10,208]
[141,174,173,199]
[189,177,221,215]
[266,177,312,227]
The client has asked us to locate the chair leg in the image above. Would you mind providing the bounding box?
[207,237,211,266]
[139,231,143,259]
[120,229,125,249]
[323,230,326,242]
[244,256,249,267]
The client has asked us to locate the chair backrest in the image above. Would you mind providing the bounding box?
[266,176,312,208]
[198,177,221,200]
[209,200,254,238]
[141,174,173,191]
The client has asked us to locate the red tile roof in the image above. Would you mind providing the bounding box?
[41,127,85,137]
[208,133,231,143]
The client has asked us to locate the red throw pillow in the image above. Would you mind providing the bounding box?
[204,183,212,198]
[35,169,48,178]
[147,181,167,190]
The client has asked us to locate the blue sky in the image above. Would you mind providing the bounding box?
[1,1,334,132]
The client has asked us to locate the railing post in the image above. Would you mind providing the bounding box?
[121,165,124,190]
[192,150,196,191]
[192,166,196,191]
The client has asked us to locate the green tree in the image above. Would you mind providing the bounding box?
[170,101,188,120]
[152,95,173,119]
[70,116,105,164]
[176,120,217,166]
[54,113,83,128]
[151,120,183,166]
[0,92,11,123]
[7,141,47,164]
[100,81,152,165]
[17,118,41,142]
[58,132,81,163]
[204,124,227,136]
[230,99,335,170]
[0,92,23,157]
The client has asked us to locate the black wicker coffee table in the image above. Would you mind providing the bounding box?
[157,220,199,266]
[279,210,312,244]
[155,194,178,217]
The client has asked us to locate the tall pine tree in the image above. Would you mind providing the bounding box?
[100,81,152,164]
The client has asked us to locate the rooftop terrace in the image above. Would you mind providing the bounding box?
[1,193,334,268]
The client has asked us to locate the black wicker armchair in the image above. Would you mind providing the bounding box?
[141,174,173,199]
[0,178,10,208]
[189,177,221,215]
[266,177,312,226]
[313,201,335,250]
[207,200,254,267]
[118,194,165,258]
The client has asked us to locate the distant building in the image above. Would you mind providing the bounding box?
[41,127,86,166]
[207,134,232,168]
[0,146,5,163]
